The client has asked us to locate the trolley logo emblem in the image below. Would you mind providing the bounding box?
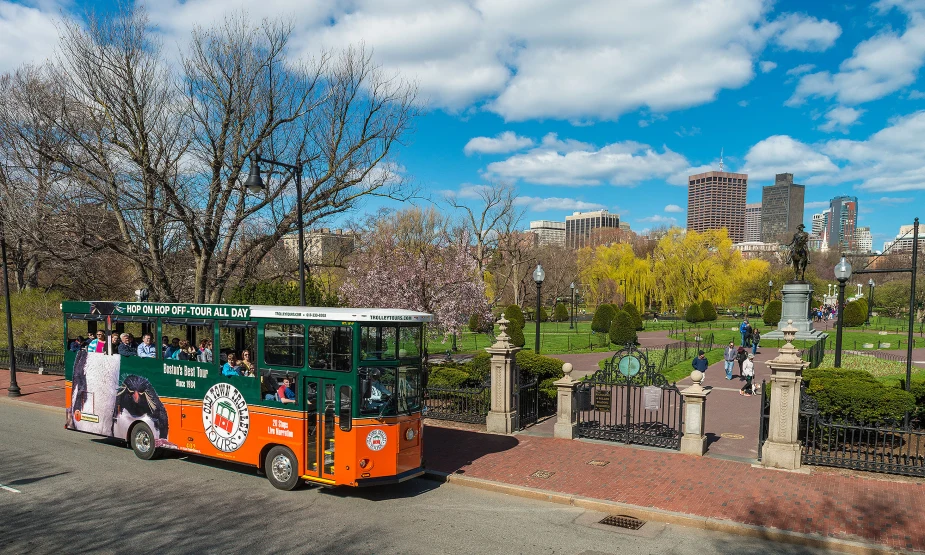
[202,383,250,452]
[366,429,387,451]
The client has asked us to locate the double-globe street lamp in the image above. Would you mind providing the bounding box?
[533,264,545,353]
[833,255,853,368]
[865,278,875,326]
[569,281,575,330]
[244,154,306,306]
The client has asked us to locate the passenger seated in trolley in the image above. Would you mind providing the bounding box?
[360,368,392,411]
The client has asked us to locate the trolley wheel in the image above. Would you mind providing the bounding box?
[265,446,302,491]
[130,422,160,461]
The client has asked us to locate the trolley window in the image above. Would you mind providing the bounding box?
[264,323,304,368]
[308,325,353,371]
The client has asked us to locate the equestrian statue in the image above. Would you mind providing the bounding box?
[783,223,810,281]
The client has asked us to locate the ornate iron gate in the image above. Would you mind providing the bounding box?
[517,377,539,430]
[576,344,684,449]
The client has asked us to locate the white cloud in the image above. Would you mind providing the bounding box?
[877,196,915,203]
[463,132,534,156]
[759,61,777,73]
[788,14,925,106]
[485,138,690,187]
[668,162,718,186]
[664,204,684,213]
[772,14,842,52]
[786,63,816,76]
[804,200,831,209]
[818,106,865,133]
[737,100,749,107]
[637,214,678,224]
[0,1,60,74]
[515,196,605,213]
[742,135,839,180]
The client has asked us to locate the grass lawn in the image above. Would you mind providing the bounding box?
[818,353,925,386]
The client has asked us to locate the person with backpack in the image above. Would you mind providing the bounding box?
[735,346,748,376]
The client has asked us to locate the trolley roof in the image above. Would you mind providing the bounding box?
[61,301,433,323]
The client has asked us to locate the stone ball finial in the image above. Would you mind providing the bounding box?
[562,362,573,378]
[690,370,703,385]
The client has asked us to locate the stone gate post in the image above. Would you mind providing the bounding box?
[485,316,521,434]
[553,363,578,439]
[761,320,809,470]
[679,371,711,455]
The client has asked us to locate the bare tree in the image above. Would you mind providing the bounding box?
[445,182,522,273]
[5,6,418,303]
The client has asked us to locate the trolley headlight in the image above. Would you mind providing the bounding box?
[359,458,369,469]
[405,428,416,441]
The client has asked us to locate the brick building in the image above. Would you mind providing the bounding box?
[686,170,748,242]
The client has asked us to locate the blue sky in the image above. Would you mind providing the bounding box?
[2,0,924,250]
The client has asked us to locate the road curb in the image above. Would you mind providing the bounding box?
[423,470,903,555]
[0,394,65,413]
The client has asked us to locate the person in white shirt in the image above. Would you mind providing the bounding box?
[740,353,755,396]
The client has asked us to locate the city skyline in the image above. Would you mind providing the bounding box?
[0,0,922,248]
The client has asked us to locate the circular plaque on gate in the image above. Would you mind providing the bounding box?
[618,355,641,377]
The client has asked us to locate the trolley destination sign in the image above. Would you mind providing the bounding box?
[62,301,251,320]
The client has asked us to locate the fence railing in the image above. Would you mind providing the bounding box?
[518,378,539,430]
[0,348,65,375]
[423,386,490,424]
[802,336,827,369]
[799,385,924,477]
[655,333,715,374]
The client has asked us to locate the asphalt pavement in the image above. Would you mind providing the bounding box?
[0,399,830,555]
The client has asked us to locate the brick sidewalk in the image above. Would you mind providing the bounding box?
[8,368,925,552]
[423,425,925,553]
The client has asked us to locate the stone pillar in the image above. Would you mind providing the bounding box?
[485,316,521,434]
[761,320,809,470]
[553,363,579,439]
[679,371,711,455]
[764,282,825,341]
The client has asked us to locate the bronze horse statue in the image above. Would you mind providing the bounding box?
[784,224,810,281]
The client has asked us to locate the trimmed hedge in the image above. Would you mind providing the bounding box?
[842,300,866,327]
[504,305,525,329]
[803,367,915,423]
[591,304,616,333]
[538,306,549,322]
[553,302,569,322]
[763,300,782,326]
[684,303,704,323]
[609,310,637,346]
[622,302,644,331]
[700,299,718,322]
[507,320,526,348]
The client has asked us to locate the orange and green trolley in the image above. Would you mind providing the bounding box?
[62,301,431,490]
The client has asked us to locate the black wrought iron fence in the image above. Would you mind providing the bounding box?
[423,386,490,424]
[757,380,769,460]
[799,384,925,477]
[518,378,539,430]
[802,337,827,369]
[0,348,65,375]
[655,333,715,373]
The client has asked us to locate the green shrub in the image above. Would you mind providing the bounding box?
[855,298,869,320]
[427,365,478,388]
[507,320,526,348]
[538,306,549,322]
[609,310,637,346]
[504,305,525,329]
[803,367,876,385]
[516,351,565,382]
[700,299,718,321]
[591,304,616,333]
[763,300,782,326]
[468,313,492,333]
[804,367,915,422]
[553,302,569,322]
[684,303,704,323]
[842,300,866,327]
[468,352,492,382]
[622,302,644,331]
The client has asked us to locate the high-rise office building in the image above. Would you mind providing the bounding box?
[855,226,872,253]
[745,203,762,242]
[812,211,828,235]
[687,170,748,242]
[761,173,805,243]
[565,209,620,249]
[826,196,858,251]
[528,220,566,247]
[885,224,925,254]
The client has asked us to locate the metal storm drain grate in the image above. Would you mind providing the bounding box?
[530,470,555,479]
[599,515,645,530]
[587,460,610,467]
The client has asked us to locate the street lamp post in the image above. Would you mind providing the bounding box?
[244,155,305,306]
[833,255,853,368]
[0,215,20,397]
[569,282,575,330]
[533,264,545,353]
[865,278,874,326]
[766,280,773,313]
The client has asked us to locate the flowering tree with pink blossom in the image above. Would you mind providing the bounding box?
[340,208,492,342]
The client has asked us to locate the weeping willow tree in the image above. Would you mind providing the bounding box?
[578,243,653,309]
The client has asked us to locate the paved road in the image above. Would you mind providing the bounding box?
[0,400,828,555]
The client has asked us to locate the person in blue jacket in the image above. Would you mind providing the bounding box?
[692,350,709,381]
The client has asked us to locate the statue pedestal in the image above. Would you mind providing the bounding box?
[763,282,827,341]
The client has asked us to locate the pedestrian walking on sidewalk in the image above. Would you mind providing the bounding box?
[692,350,709,381]
[739,319,749,346]
[735,346,747,376]
[723,341,736,379]
[751,328,761,355]
[740,353,755,396]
